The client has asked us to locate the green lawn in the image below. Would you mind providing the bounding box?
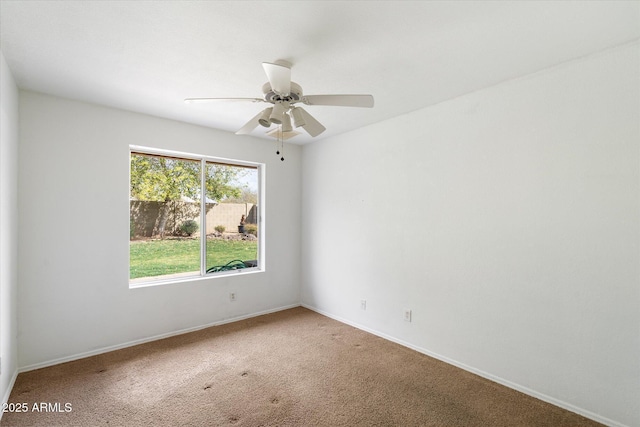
[130,238,258,279]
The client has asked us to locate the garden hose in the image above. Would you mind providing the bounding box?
[206,259,248,273]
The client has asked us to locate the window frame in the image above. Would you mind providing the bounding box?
[129,145,265,288]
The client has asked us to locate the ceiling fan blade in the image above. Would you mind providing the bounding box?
[262,62,291,96]
[235,111,263,135]
[301,94,374,108]
[185,98,264,103]
[297,108,326,137]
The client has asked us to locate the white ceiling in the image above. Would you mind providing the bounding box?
[1,1,638,144]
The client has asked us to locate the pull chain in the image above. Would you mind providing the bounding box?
[280,133,285,161]
[275,125,284,161]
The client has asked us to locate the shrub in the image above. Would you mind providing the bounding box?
[244,223,258,236]
[215,225,226,233]
[180,220,199,236]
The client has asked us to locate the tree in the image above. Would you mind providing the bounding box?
[205,164,244,202]
[221,188,258,204]
[130,155,200,202]
[130,154,244,237]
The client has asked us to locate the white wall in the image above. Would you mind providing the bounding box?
[301,42,639,427]
[0,52,19,407]
[18,92,302,368]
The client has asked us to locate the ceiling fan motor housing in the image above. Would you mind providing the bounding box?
[262,82,303,104]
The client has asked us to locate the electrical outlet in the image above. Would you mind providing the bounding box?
[404,309,412,322]
[229,292,236,302]
[360,300,367,310]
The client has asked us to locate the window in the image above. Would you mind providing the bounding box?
[129,147,263,285]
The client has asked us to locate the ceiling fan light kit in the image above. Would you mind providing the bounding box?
[281,112,293,133]
[185,61,374,142]
[258,107,273,127]
[269,101,289,124]
[290,106,306,128]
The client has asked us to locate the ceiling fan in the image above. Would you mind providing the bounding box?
[185,61,374,138]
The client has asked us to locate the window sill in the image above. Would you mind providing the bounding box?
[128,267,263,289]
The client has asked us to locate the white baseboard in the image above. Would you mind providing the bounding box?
[19,303,301,374]
[15,302,629,427]
[0,369,19,422]
[301,303,627,427]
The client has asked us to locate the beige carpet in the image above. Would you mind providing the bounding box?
[2,307,602,426]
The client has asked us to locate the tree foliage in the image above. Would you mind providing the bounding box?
[222,188,258,204]
[130,154,245,203]
[206,164,244,202]
[130,155,200,202]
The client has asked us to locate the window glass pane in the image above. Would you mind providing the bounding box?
[130,154,201,281]
[205,163,259,273]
